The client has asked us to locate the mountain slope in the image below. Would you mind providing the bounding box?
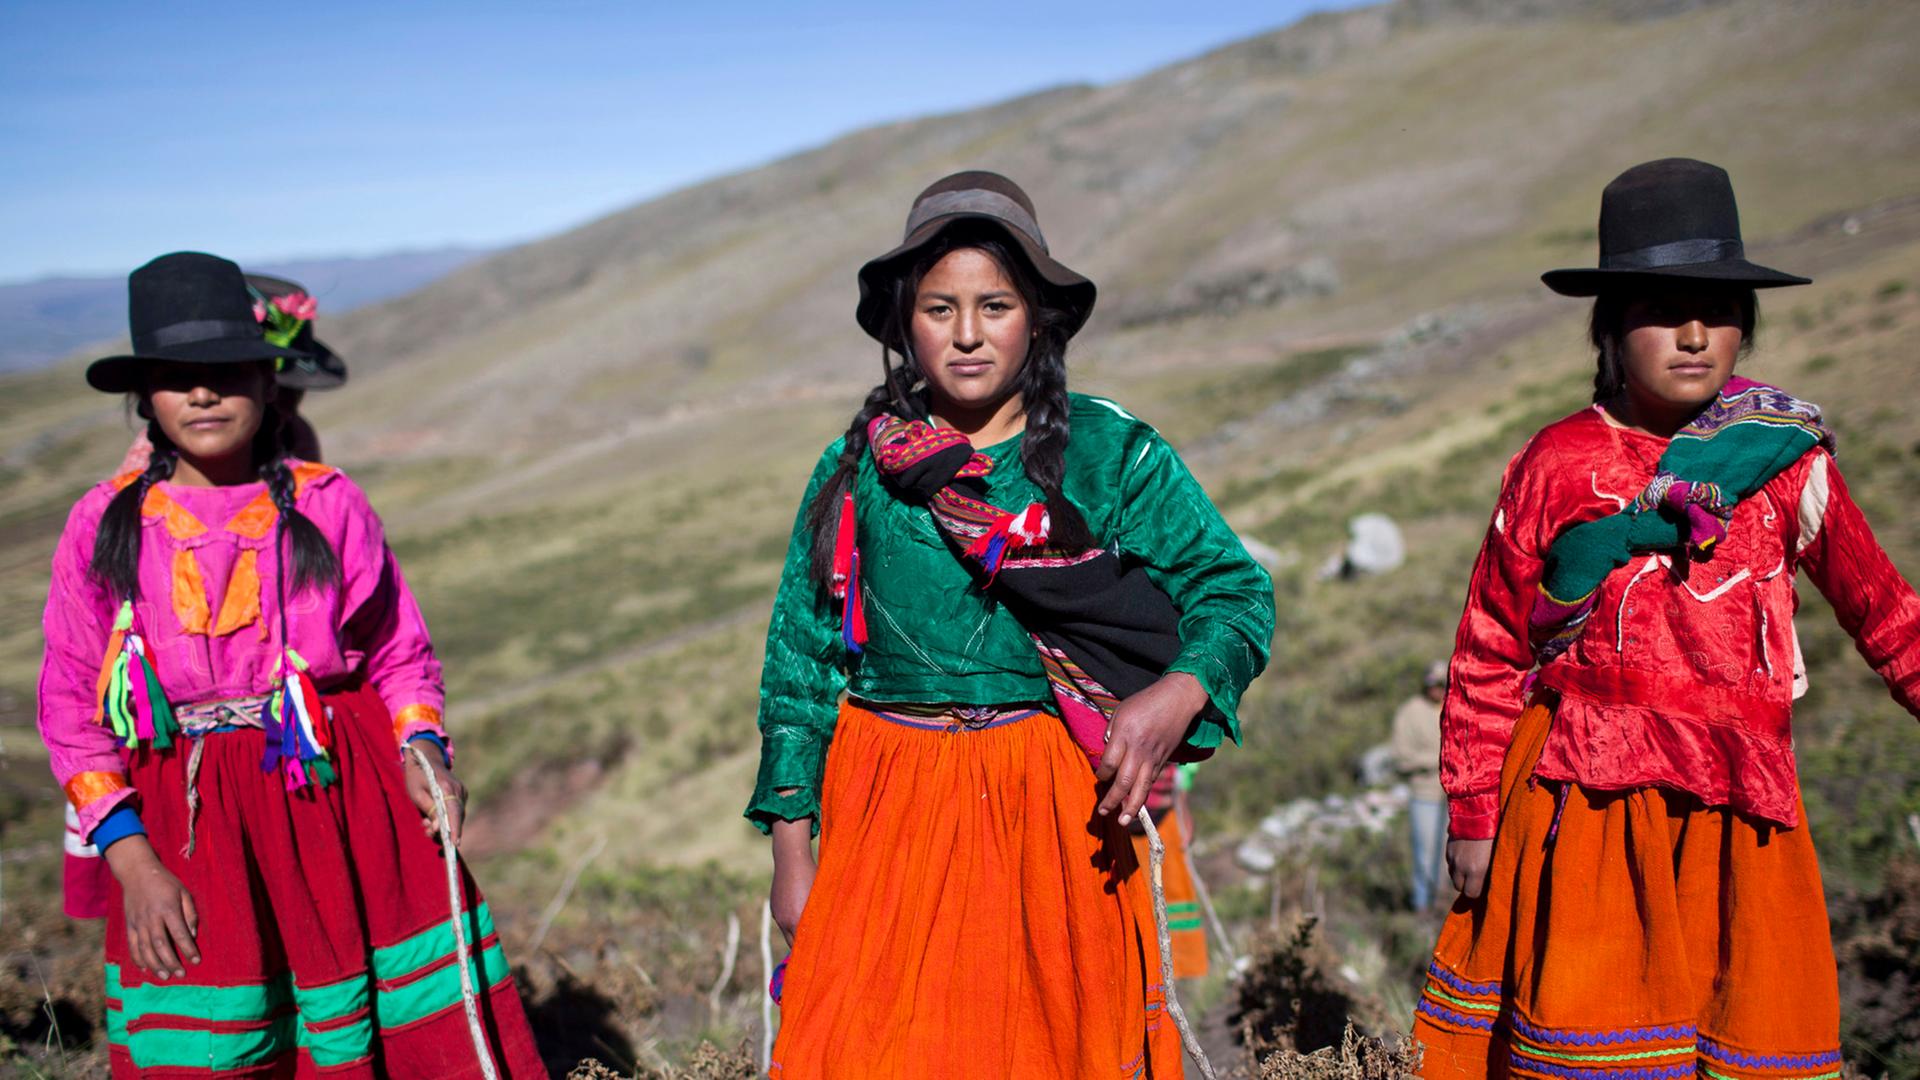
[0,246,491,373]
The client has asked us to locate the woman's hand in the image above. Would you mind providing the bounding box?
[404,745,467,848]
[105,837,199,980]
[770,817,816,947]
[1447,837,1495,899]
[1096,672,1209,827]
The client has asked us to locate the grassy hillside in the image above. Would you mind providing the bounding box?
[3,0,1918,1074]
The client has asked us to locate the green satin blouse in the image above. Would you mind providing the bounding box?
[746,394,1275,832]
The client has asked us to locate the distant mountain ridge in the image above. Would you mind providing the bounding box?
[0,246,492,372]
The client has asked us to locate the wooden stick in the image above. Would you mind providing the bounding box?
[408,743,499,1080]
[709,910,742,1020]
[760,901,776,1071]
[1141,809,1216,1080]
[528,832,607,955]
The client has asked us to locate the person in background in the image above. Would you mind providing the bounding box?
[1391,661,1448,912]
[1128,761,1209,978]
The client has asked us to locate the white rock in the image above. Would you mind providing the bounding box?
[1236,838,1278,873]
[1345,513,1405,575]
[1238,534,1284,571]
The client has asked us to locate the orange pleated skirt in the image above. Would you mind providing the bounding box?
[1412,701,1843,1080]
[771,703,1183,1079]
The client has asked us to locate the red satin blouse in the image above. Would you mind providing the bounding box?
[1442,405,1920,840]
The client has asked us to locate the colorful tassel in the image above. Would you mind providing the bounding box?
[260,648,336,790]
[963,501,1052,579]
[830,490,867,652]
[92,601,178,750]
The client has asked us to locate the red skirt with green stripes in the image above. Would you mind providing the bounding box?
[103,684,544,1078]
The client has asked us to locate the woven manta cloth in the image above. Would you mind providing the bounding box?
[855,414,1217,764]
[1531,377,1832,664]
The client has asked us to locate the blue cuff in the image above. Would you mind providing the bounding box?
[405,732,450,767]
[90,804,146,852]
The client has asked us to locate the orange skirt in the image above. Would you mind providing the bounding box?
[1412,702,1842,1080]
[771,703,1182,1080]
[1129,803,1209,980]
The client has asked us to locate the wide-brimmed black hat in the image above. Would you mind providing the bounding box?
[856,170,1097,343]
[1542,158,1810,297]
[245,273,348,390]
[86,252,309,393]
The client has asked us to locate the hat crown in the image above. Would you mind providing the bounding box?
[903,170,1048,252]
[1595,158,1743,264]
[127,252,265,351]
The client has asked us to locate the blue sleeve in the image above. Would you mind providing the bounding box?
[90,803,146,852]
[405,731,451,767]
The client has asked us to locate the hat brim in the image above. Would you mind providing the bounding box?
[86,338,310,393]
[856,213,1098,344]
[274,337,348,390]
[1541,259,1810,297]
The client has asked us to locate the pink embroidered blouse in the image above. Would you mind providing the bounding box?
[39,462,449,839]
[1443,406,1920,840]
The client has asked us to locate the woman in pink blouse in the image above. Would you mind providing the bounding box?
[40,252,544,1077]
[1411,161,1919,1078]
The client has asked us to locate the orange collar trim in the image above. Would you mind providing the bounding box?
[134,463,340,542]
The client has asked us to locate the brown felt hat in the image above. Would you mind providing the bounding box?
[856,171,1097,344]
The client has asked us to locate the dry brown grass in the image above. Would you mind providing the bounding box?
[1252,1025,1422,1080]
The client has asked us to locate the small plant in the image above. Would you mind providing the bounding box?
[565,1041,758,1080]
[1231,917,1357,1059]
[1254,1023,1423,1080]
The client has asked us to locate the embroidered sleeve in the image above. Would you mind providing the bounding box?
[1113,428,1275,750]
[334,478,450,753]
[38,490,139,840]
[1441,438,1556,840]
[746,444,850,835]
[1796,453,1920,718]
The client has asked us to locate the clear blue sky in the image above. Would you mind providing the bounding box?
[0,1,1364,283]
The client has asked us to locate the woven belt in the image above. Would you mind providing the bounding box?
[863,702,1044,733]
[175,693,274,735]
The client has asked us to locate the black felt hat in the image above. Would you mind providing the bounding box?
[86,252,309,393]
[1542,158,1811,297]
[245,273,347,390]
[857,171,1097,344]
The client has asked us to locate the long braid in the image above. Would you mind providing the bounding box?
[1015,332,1092,551]
[805,350,923,583]
[256,409,341,597]
[89,420,178,599]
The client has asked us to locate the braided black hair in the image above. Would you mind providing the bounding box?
[89,421,178,600]
[87,398,340,601]
[256,407,341,596]
[805,223,1090,583]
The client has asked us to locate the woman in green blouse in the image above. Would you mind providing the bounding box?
[749,171,1273,1079]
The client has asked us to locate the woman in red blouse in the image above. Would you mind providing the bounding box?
[1412,159,1920,1079]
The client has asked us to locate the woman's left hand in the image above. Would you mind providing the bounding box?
[1095,672,1208,827]
[403,746,468,848]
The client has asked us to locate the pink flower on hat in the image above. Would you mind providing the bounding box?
[271,291,318,321]
[252,301,268,323]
